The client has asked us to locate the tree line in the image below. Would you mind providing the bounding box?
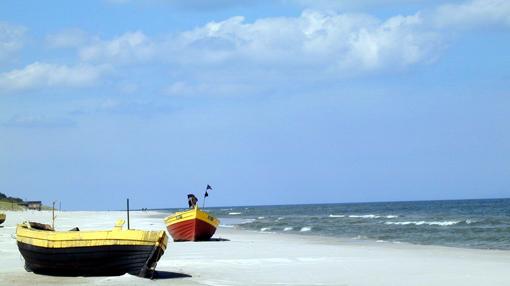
[0,192,24,203]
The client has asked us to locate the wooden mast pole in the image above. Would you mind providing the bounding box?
[52,201,56,229]
[127,198,130,230]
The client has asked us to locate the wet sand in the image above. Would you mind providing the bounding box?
[1,210,509,286]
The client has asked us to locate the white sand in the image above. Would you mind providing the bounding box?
[1,210,509,286]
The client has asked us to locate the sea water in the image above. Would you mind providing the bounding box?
[194,199,510,250]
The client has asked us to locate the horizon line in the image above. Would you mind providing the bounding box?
[45,196,509,212]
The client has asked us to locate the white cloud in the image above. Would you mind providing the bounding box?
[164,81,195,96]
[163,80,255,97]
[117,81,139,94]
[71,11,440,74]
[434,0,510,28]
[5,0,504,98]
[63,10,441,95]
[79,31,156,64]
[71,98,172,116]
[0,22,26,62]
[0,62,110,92]
[104,0,261,10]
[173,10,441,73]
[46,29,91,48]
[103,0,444,11]
[3,115,76,128]
[292,0,411,10]
[105,0,131,3]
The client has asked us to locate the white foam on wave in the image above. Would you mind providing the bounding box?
[329,214,345,218]
[257,216,265,219]
[240,218,256,224]
[228,212,242,215]
[283,227,293,231]
[260,227,272,232]
[349,214,398,219]
[219,224,234,228]
[300,226,312,232]
[385,220,460,226]
[349,214,379,218]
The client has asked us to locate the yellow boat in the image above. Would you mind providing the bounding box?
[0,212,5,225]
[16,220,168,278]
[164,206,220,241]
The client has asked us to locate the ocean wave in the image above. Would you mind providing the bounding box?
[228,212,242,215]
[328,214,345,218]
[385,220,460,226]
[349,214,379,218]
[260,227,272,232]
[257,216,265,219]
[300,226,312,232]
[219,224,234,228]
[240,219,256,224]
[283,227,293,231]
[349,214,398,219]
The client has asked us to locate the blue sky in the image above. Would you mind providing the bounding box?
[0,0,509,210]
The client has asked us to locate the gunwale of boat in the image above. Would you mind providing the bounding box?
[164,206,220,228]
[16,221,168,250]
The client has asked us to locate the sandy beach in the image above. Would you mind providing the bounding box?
[1,210,509,286]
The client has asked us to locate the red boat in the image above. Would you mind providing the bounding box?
[164,206,220,241]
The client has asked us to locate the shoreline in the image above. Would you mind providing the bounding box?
[1,210,510,285]
[3,209,510,253]
[229,225,510,254]
[4,209,510,252]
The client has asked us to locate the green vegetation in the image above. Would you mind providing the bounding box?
[0,192,24,204]
[0,200,25,210]
[0,192,52,211]
[0,192,25,210]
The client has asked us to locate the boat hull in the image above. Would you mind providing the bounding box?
[16,221,168,278]
[167,218,217,241]
[0,213,5,225]
[18,242,165,277]
[164,207,220,242]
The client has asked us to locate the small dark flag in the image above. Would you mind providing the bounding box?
[204,184,212,198]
